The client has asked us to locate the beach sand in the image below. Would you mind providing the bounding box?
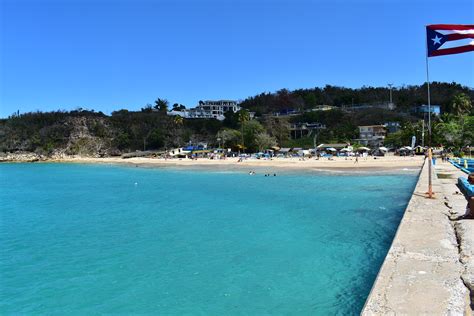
[56,155,424,172]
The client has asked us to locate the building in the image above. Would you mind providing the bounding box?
[384,122,401,134]
[289,122,326,139]
[192,100,241,120]
[306,105,336,112]
[167,100,241,120]
[269,105,335,118]
[355,125,386,147]
[412,105,441,116]
[271,109,301,117]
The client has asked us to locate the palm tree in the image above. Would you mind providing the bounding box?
[154,98,169,113]
[451,93,472,116]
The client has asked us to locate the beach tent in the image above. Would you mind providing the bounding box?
[317,143,349,150]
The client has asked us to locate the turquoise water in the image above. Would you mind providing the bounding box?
[0,163,417,315]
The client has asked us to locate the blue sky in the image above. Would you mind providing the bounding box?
[1,0,473,117]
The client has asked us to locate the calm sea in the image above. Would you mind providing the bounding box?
[0,163,417,315]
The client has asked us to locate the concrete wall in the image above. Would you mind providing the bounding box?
[362,159,469,315]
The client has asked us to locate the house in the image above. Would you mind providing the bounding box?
[289,122,326,139]
[384,122,401,134]
[271,109,301,117]
[412,105,441,116]
[355,125,386,147]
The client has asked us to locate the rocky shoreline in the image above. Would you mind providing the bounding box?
[0,152,105,163]
[0,152,49,162]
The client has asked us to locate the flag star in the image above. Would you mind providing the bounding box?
[431,35,442,45]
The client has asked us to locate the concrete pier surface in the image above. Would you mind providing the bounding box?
[362,159,473,315]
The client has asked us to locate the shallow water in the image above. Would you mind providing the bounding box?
[0,163,417,314]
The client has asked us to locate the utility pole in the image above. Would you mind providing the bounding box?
[313,127,325,158]
[422,118,425,147]
[388,83,393,104]
[313,132,318,153]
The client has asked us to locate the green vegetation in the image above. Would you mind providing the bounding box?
[0,83,472,156]
[240,82,473,114]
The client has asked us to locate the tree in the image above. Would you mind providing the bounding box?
[172,103,186,111]
[242,120,265,152]
[223,111,240,129]
[304,93,318,108]
[255,132,277,152]
[434,120,462,148]
[262,116,289,145]
[217,128,241,149]
[154,98,169,112]
[147,129,164,149]
[141,104,153,113]
[451,93,472,116]
[115,132,130,150]
[461,116,474,147]
[384,131,403,148]
[174,115,184,126]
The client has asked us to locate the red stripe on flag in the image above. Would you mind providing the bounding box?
[429,45,474,57]
[427,24,474,31]
[446,33,474,41]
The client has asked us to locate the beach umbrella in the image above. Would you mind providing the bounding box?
[357,147,370,151]
[326,147,337,152]
[340,148,352,152]
[378,147,388,152]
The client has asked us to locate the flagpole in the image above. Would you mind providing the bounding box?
[425,27,433,198]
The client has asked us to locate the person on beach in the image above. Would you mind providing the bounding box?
[455,173,474,220]
[464,173,474,219]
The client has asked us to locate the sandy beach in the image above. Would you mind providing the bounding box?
[55,155,425,171]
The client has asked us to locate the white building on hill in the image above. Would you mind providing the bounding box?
[168,100,241,121]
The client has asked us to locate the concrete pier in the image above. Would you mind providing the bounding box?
[362,159,473,315]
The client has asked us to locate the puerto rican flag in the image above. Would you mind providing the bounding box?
[426,24,474,57]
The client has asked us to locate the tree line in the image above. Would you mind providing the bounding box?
[0,82,472,156]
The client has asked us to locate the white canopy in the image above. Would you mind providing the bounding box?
[357,147,370,151]
[340,148,352,152]
[326,147,337,151]
[378,147,388,152]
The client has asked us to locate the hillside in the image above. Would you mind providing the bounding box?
[1,82,472,158]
